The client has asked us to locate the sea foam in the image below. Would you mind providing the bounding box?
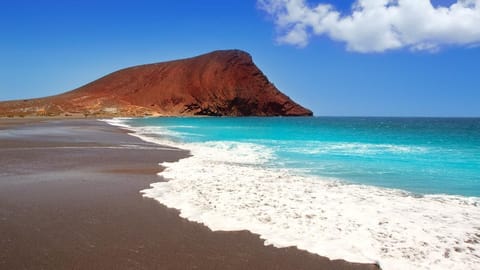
[104,119,480,270]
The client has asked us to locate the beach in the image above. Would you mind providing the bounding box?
[0,119,379,270]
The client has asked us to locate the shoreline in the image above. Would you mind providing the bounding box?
[107,117,480,270]
[0,118,379,270]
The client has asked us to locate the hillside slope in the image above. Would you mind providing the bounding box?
[0,50,312,117]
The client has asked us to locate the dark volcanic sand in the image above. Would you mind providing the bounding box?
[0,119,379,270]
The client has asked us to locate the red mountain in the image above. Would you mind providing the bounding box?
[0,50,312,117]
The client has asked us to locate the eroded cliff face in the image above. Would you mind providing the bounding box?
[0,50,313,117]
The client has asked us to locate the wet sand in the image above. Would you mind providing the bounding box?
[0,119,379,270]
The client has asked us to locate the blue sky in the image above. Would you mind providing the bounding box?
[0,0,479,117]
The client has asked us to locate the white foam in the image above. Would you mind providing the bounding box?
[106,118,480,270]
[101,118,133,129]
[286,141,429,155]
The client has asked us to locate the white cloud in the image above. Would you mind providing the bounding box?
[258,0,480,52]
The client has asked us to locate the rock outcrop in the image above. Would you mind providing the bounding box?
[0,50,312,117]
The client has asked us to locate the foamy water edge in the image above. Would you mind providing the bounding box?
[103,118,480,270]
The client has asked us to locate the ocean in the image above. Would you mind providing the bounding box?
[106,117,480,270]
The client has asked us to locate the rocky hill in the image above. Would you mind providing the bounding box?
[0,50,312,117]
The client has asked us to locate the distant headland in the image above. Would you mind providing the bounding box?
[0,50,312,117]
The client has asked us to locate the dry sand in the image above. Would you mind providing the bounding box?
[0,119,379,270]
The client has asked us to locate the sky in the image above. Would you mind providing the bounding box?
[0,0,479,117]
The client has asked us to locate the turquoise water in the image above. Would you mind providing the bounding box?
[110,117,480,269]
[126,117,480,197]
